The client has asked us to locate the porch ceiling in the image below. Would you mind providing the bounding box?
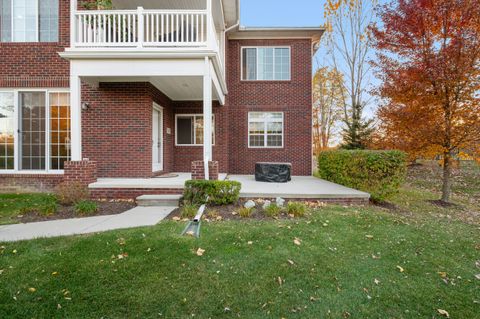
[84,76,220,102]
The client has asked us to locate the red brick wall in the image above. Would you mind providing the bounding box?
[0,174,63,192]
[82,82,157,178]
[226,39,313,176]
[0,0,70,88]
[172,101,228,173]
[191,161,219,180]
[63,160,97,186]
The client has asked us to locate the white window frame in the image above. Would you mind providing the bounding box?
[175,114,215,147]
[248,112,284,149]
[0,88,70,174]
[1,0,59,43]
[241,46,292,81]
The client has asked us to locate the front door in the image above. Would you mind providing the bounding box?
[152,105,163,172]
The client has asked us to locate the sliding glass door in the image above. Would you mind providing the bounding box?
[19,92,46,170]
[0,90,70,172]
[0,92,14,170]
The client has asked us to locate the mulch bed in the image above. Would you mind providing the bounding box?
[17,201,136,223]
[167,199,331,221]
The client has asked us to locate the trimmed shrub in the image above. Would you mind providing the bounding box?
[184,180,241,205]
[286,201,308,217]
[317,150,407,201]
[75,200,98,216]
[55,181,90,205]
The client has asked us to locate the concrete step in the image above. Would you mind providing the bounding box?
[136,195,182,207]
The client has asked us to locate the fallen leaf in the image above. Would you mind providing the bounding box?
[374,278,380,285]
[172,216,181,221]
[437,309,450,318]
[365,235,374,239]
[147,248,152,252]
[247,241,253,245]
[277,276,283,286]
[396,265,404,273]
[28,288,36,293]
[51,272,59,276]
[294,238,302,246]
[12,250,17,254]
[287,259,295,265]
[475,274,480,280]
[438,272,447,278]
[57,304,62,309]
[196,248,205,256]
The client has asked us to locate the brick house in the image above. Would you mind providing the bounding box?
[0,0,323,195]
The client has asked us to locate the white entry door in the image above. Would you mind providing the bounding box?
[152,105,163,172]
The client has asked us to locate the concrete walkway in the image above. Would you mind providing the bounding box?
[0,206,176,243]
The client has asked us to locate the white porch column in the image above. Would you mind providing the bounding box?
[203,57,213,180]
[70,75,82,161]
[70,0,77,47]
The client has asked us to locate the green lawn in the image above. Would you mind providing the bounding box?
[1,207,479,318]
[0,162,479,318]
[0,193,57,225]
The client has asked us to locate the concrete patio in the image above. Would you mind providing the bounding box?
[228,175,370,200]
[88,173,369,201]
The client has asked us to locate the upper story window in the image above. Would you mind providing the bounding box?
[242,47,291,81]
[0,0,59,43]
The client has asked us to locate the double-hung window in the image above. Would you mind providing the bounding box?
[176,114,215,146]
[242,47,291,81]
[248,112,284,148]
[0,90,70,171]
[0,0,59,42]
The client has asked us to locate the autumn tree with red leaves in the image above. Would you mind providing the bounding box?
[371,0,480,203]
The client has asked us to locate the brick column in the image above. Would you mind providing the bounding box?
[63,160,98,186]
[191,161,219,180]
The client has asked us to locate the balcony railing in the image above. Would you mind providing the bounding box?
[73,8,210,48]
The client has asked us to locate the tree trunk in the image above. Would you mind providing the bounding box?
[441,151,452,202]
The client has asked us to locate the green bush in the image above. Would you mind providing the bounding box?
[286,201,307,217]
[181,204,198,219]
[183,180,241,205]
[317,150,407,201]
[264,203,283,217]
[75,200,98,216]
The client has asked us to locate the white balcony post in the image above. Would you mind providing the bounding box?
[206,0,214,49]
[203,57,213,180]
[70,0,77,46]
[137,7,144,48]
[70,75,82,161]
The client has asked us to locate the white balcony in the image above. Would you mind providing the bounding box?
[73,8,211,49]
